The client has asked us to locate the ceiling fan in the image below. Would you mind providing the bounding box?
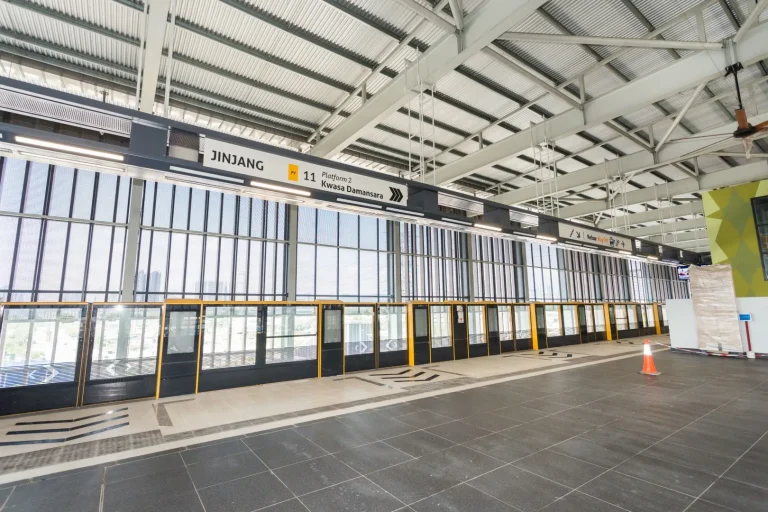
[727,63,768,156]
[665,61,768,158]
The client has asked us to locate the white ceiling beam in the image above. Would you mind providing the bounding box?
[708,152,768,158]
[501,110,768,209]
[559,159,768,219]
[647,230,708,243]
[672,238,710,252]
[427,21,768,188]
[309,0,548,158]
[625,218,707,238]
[308,0,450,143]
[138,0,171,114]
[447,0,464,30]
[734,0,768,43]
[656,83,706,151]
[497,32,722,51]
[597,202,704,230]
[392,0,455,32]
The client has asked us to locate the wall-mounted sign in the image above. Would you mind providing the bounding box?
[203,138,408,205]
[558,223,631,250]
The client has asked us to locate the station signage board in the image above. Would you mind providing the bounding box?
[203,138,408,205]
[558,222,631,251]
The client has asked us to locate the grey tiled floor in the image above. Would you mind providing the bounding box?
[3,350,768,512]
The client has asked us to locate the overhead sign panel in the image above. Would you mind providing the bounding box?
[558,223,631,250]
[203,138,408,205]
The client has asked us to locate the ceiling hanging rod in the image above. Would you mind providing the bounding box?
[496,32,722,51]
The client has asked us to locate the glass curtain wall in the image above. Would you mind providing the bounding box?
[135,182,287,302]
[401,223,469,301]
[472,235,526,302]
[599,255,631,302]
[0,158,690,307]
[648,262,690,302]
[296,207,392,301]
[564,251,602,302]
[0,158,130,302]
[527,244,603,302]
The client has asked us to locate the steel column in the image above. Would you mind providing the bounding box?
[120,178,144,301]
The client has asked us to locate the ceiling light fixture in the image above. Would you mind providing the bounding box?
[249,180,311,197]
[337,198,382,209]
[15,136,124,161]
[536,234,558,242]
[18,152,124,173]
[165,175,243,194]
[441,217,473,226]
[474,223,502,232]
[386,207,424,217]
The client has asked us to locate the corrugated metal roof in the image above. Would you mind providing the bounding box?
[29,0,142,39]
[0,2,138,68]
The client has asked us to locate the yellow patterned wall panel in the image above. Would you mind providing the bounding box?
[703,180,768,297]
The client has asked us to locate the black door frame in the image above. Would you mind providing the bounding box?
[159,303,202,398]
[320,304,344,377]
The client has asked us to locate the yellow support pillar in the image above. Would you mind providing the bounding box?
[653,303,662,335]
[529,304,539,351]
[407,303,415,366]
[603,303,613,341]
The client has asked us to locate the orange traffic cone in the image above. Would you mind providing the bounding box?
[639,339,661,376]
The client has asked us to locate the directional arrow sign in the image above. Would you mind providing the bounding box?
[382,371,424,380]
[371,369,411,376]
[389,187,403,203]
[395,374,439,383]
[43,365,59,383]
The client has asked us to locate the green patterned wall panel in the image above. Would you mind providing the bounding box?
[703,180,768,297]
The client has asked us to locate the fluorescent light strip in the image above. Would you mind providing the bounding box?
[164,175,243,194]
[249,180,311,197]
[169,165,243,184]
[619,250,632,255]
[243,189,306,203]
[474,223,502,232]
[536,234,558,242]
[513,231,536,238]
[441,217,473,227]
[15,136,124,161]
[386,207,424,217]
[18,152,124,173]
[647,255,659,260]
[337,198,382,209]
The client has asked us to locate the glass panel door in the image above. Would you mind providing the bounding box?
[467,306,486,345]
[594,306,605,332]
[514,306,531,339]
[344,306,374,357]
[160,304,201,398]
[585,306,595,333]
[430,306,451,348]
[627,305,637,329]
[545,305,561,337]
[615,305,628,331]
[562,306,578,335]
[498,306,512,341]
